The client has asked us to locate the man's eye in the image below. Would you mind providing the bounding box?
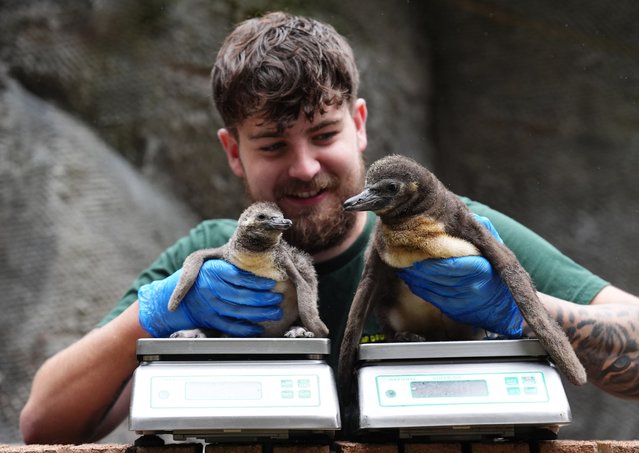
[259,142,286,152]
[314,131,338,142]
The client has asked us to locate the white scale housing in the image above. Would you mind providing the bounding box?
[129,338,341,441]
[355,339,572,441]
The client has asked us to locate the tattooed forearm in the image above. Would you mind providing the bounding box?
[535,299,639,398]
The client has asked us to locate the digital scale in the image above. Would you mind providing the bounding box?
[130,337,572,444]
[354,339,572,441]
[129,338,341,442]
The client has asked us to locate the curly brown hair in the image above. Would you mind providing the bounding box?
[212,11,360,134]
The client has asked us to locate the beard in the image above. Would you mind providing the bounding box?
[281,186,358,255]
[243,158,366,255]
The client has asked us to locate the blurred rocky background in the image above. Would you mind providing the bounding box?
[0,0,637,443]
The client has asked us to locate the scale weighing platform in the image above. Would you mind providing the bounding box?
[129,338,341,442]
[354,339,572,441]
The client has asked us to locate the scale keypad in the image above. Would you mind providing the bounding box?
[505,375,541,396]
[280,378,313,399]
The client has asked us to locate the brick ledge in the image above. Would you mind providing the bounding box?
[2,441,639,453]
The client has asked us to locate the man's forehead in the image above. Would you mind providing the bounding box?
[243,105,348,138]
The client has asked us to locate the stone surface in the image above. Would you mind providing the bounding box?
[539,440,598,452]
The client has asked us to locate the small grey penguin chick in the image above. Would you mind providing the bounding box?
[168,202,328,339]
[338,154,586,398]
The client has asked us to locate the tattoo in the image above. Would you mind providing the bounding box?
[554,303,639,398]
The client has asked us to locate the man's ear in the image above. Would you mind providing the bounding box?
[218,128,245,177]
[353,98,368,153]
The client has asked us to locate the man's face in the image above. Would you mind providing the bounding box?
[219,100,368,255]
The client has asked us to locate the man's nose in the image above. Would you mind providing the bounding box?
[288,148,321,181]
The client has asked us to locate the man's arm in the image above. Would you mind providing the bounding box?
[21,259,284,444]
[538,286,639,399]
[590,285,639,307]
[20,302,147,444]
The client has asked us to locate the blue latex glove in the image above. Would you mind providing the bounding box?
[138,260,283,338]
[396,215,523,338]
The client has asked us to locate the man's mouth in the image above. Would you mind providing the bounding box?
[279,177,333,200]
[287,188,326,199]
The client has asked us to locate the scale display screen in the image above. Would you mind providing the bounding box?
[411,379,488,398]
[185,381,262,400]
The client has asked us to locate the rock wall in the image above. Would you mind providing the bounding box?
[420,0,639,295]
[0,0,430,443]
[0,74,199,442]
[0,0,431,220]
[417,1,639,438]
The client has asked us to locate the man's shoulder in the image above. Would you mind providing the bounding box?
[197,217,238,233]
[187,218,238,247]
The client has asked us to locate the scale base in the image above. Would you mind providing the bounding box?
[343,424,559,444]
[399,424,559,442]
[167,429,336,443]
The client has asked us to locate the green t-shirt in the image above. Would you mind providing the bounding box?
[99,198,608,368]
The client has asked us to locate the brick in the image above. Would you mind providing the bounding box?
[333,441,398,453]
[0,446,130,453]
[471,442,529,453]
[69,445,131,453]
[403,443,462,453]
[137,443,202,453]
[538,440,598,453]
[0,446,69,453]
[597,440,639,453]
[205,444,261,453]
[7,441,639,453]
[273,445,330,453]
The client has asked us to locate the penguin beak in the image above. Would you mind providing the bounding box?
[343,188,386,212]
[267,217,293,230]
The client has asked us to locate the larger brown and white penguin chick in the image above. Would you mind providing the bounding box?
[167,201,328,339]
[338,154,586,400]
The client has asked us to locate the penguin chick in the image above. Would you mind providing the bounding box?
[338,154,586,398]
[168,201,328,339]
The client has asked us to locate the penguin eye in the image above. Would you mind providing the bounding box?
[610,355,631,372]
[387,181,399,192]
[257,214,267,221]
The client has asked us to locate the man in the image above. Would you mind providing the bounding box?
[20,11,639,444]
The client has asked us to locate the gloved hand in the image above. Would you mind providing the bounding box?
[396,215,523,338]
[138,260,283,338]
